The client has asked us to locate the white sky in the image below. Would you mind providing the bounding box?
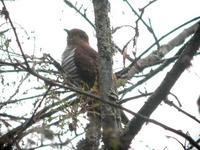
[1,0,200,149]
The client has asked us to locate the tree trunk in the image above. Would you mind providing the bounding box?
[93,0,122,149]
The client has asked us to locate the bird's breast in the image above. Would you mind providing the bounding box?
[61,48,81,86]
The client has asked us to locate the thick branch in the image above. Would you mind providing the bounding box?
[93,0,122,149]
[130,22,198,78]
[120,23,200,149]
[116,20,199,81]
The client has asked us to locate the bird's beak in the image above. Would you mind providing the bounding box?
[64,29,69,35]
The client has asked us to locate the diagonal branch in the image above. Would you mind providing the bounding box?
[117,20,199,81]
[63,0,95,29]
[164,99,200,124]
[124,0,160,49]
[120,22,200,149]
[138,16,200,60]
[0,0,30,69]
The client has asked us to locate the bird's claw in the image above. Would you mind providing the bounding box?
[108,88,118,101]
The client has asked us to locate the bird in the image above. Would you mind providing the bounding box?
[61,28,129,125]
[61,28,98,89]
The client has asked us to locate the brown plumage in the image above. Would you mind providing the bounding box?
[61,29,98,89]
[61,29,129,125]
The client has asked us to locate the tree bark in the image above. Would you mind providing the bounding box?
[93,0,122,149]
[77,106,101,150]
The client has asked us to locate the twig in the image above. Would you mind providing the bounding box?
[118,18,200,80]
[0,93,47,105]
[119,92,153,104]
[124,0,160,48]
[139,0,158,12]
[32,85,52,117]
[137,16,200,60]
[63,0,95,29]
[111,25,135,34]
[0,72,30,109]
[169,92,182,107]
[0,113,27,121]
[0,0,30,69]
[148,18,160,49]
[14,85,52,141]
[123,0,150,31]
[166,135,186,150]
[164,99,200,124]
[23,132,84,150]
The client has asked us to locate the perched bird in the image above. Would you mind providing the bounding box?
[61,28,129,124]
[61,29,98,89]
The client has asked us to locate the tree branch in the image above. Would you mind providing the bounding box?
[120,22,200,149]
[117,20,199,81]
[63,0,95,29]
[93,0,123,149]
[0,0,30,69]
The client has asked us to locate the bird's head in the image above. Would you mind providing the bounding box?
[64,28,89,47]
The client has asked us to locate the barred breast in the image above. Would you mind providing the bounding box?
[61,47,82,86]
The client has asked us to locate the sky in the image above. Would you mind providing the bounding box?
[1,0,200,149]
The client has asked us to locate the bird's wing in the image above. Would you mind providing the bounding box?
[74,46,98,88]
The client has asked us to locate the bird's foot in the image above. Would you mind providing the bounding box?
[108,88,118,101]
